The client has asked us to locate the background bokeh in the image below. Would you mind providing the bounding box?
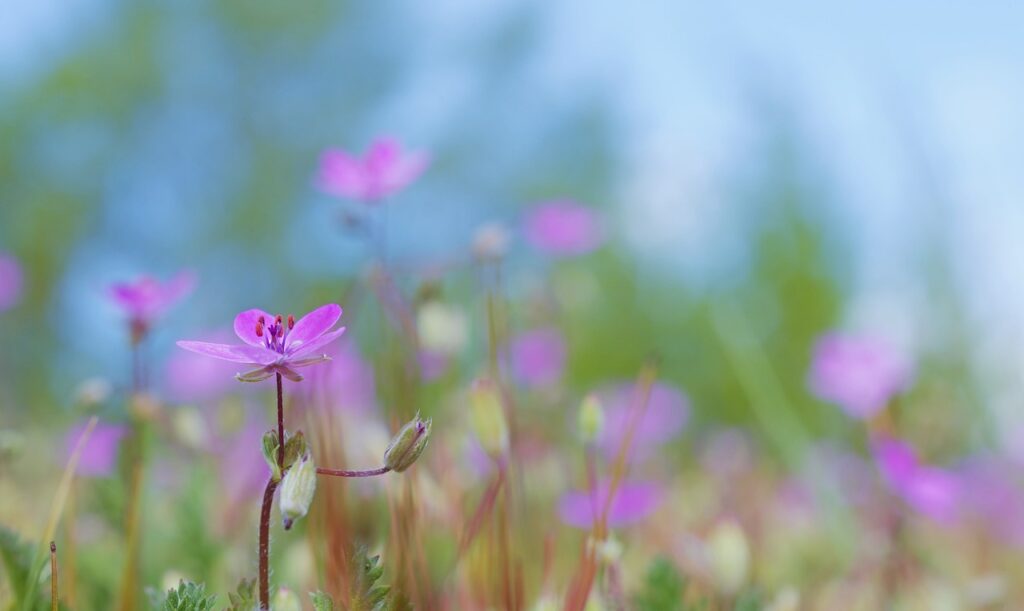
[3,2,1024,609]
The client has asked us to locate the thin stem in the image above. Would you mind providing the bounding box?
[49,542,57,611]
[257,477,279,610]
[276,373,284,468]
[316,466,390,478]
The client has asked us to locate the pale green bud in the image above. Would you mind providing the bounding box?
[469,378,509,458]
[272,587,302,611]
[578,394,604,443]
[280,453,316,530]
[706,519,750,595]
[383,413,432,473]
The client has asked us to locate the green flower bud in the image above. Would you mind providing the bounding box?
[383,413,432,473]
[272,587,302,611]
[578,394,604,443]
[469,378,508,458]
[280,453,316,530]
[261,429,281,481]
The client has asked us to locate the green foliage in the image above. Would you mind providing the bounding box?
[310,590,335,611]
[148,580,216,611]
[226,577,258,611]
[0,525,35,606]
[349,547,389,611]
[633,557,686,611]
[261,430,308,482]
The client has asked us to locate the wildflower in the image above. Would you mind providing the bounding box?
[523,200,604,257]
[468,379,509,459]
[64,421,127,477]
[163,331,243,404]
[280,453,316,530]
[510,327,567,388]
[808,332,912,420]
[176,304,345,383]
[109,271,195,343]
[558,480,663,528]
[383,413,432,472]
[0,252,23,312]
[317,137,429,203]
[872,436,961,523]
[595,382,689,463]
[417,302,468,356]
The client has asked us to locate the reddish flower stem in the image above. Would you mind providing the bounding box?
[257,477,279,610]
[276,373,284,468]
[316,466,391,478]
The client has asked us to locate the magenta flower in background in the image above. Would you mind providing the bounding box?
[808,332,912,420]
[219,420,273,511]
[872,436,961,524]
[509,327,567,388]
[318,137,430,203]
[523,200,604,257]
[597,382,689,462]
[958,457,1024,547]
[65,422,128,477]
[109,271,195,340]
[163,330,243,404]
[559,479,663,528]
[0,253,23,312]
[177,304,346,383]
[299,340,379,414]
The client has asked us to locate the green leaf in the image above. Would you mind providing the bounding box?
[633,556,686,611]
[349,546,390,611]
[282,430,307,472]
[226,577,258,610]
[261,430,281,482]
[309,590,335,611]
[0,525,38,607]
[147,580,216,611]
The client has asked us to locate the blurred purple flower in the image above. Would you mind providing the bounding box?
[559,479,663,528]
[523,200,604,257]
[219,420,272,509]
[65,422,127,478]
[872,436,961,523]
[509,327,566,388]
[418,349,450,382]
[0,253,23,312]
[109,271,194,341]
[163,330,242,404]
[299,340,378,414]
[808,332,912,420]
[958,457,1024,547]
[318,137,429,203]
[596,382,689,462]
[177,304,346,383]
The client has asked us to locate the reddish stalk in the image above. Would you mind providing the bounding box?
[49,542,57,611]
[316,466,391,478]
[257,477,279,609]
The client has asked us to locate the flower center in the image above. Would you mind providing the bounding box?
[255,314,295,353]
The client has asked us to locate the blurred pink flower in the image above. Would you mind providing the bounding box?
[219,419,272,508]
[318,137,429,203]
[872,436,961,524]
[559,479,663,528]
[65,422,127,478]
[109,271,194,340]
[597,382,689,463]
[299,340,378,414]
[523,200,604,257]
[0,253,23,312]
[808,332,912,420]
[418,349,449,382]
[509,327,566,388]
[177,304,345,383]
[163,330,241,404]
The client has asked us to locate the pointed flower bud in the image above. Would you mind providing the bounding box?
[578,394,604,443]
[280,453,316,530]
[469,378,508,458]
[261,429,282,481]
[383,413,432,473]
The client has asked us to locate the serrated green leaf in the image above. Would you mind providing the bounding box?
[309,590,335,611]
[148,580,216,611]
[349,546,390,611]
[226,577,258,611]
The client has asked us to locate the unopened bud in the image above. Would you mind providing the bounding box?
[280,453,316,530]
[383,413,432,472]
[578,394,604,443]
[706,519,750,595]
[272,587,302,611]
[469,378,509,458]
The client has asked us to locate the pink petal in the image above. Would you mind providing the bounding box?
[524,201,604,257]
[286,304,342,351]
[287,326,346,358]
[234,308,275,347]
[318,150,369,199]
[176,341,280,365]
[558,480,663,529]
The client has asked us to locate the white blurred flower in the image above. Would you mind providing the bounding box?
[418,302,468,355]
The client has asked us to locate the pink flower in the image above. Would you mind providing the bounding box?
[523,200,604,257]
[509,327,566,388]
[65,422,128,478]
[872,436,961,524]
[808,332,912,420]
[559,479,663,528]
[317,137,429,203]
[177,304,346,382]
[109,271,195,340]
[0,253,23,312]
[163,330,243,403]
[596,382,689,463]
